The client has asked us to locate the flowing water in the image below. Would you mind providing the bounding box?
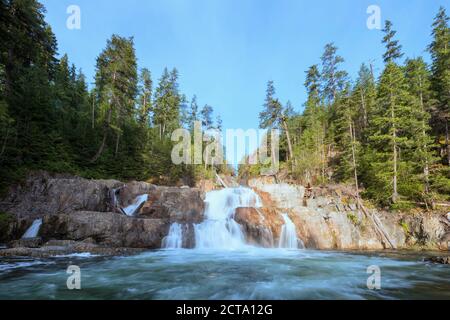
[21,219,43,239]
[2,187,449,299]
[279,214,304,249]
[193,187,261,249]
[0,249,449,299]
[162,223,183,249]
[122,194,148,216]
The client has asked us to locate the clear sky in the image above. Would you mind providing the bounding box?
[41,0,448,162]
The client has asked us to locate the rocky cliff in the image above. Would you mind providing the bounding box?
[0,173,448,256]
[0,172,204,255]
[246,177,450,251]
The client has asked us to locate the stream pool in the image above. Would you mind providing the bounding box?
[0,249,449,300]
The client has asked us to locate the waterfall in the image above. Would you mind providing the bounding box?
[278,214,303,249]
[22,219,42,239]
[162,223,183,249]
[193,187,262,249]
[122,194,148,216]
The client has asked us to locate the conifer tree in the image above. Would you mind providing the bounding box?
[382,20,404,63]
[428,7,450,165]
[90,35,138,162]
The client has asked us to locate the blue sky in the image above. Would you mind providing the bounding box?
[41,0,448,162]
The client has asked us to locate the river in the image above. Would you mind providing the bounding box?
[0,249,449,299]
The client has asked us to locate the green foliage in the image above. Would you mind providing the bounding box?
[0,212,14,242]
[347,213,359,226]
[0,0,224,188]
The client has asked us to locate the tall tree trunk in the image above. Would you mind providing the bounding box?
[390,93,398,204]
[418,81,431,207]
[91,96,95,129]
[90,104,112,163]
[90,71,117,163]
[360,90,368,129]
[282,119,294,168]
[115,133,120,157]
[349,120,359,200]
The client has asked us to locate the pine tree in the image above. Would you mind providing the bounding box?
[188,95,199,132]
[320,43,348,106]
[352,63,376,140]
[368,62,413,204]
[90,35,138,162]
[137,68,152,125]
[334,83,361,197]
[281,101,295,164]
[292,66,327,184]
[428,7,450,165]
[259,81,282,129]
[382,20,404,63]
[404,58,437,206]
[200,104,213,130]
[259,81,282,170]
[216,115,223,132]
[153,68,182,138]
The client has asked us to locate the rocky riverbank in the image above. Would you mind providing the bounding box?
[0,172,449,259]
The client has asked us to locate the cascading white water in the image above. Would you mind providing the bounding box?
[122,194,148,216]
[194,187,262,249]
[162,223,183,249]
[278,214,303,249]
[22,219,42,239]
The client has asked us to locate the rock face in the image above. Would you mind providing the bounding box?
[425,256,450,265]
[0,172,123,219]
[139,187,204,223]
[235,207,280,247]
[40,211,169,248]
[138,187,205,248]
[0,172,206,251]
[1,172,448,254]
[247,178,449,251]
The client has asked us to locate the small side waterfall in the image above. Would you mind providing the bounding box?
[279,214,303,249]
[122,194,148,216]
[162,223,183,249]
[22,219,42,239]
[194,187,262,249]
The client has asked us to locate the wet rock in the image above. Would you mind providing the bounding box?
[116,181,156,208]
[43,239,76,247]
[249,179,305,209]
[139,187,204,224]
[8,237,43,248]
[0,242,145,258]
[425,256,450,265]
[235,207,280,247]
[249,178,398,250]
[40,211,169,249]
[0,172,122,219]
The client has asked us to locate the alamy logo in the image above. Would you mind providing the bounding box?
[171,121,279,175]
[66,265,81,290]
[367,265,381,290]
[66,5,81,30]
[366,5,381,30]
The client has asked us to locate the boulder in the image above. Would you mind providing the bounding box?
[0,242,145,258]
[8,237,43,248]
[139,187,205,224]
[115,181,156,208]
[0,172,122,219]
[235,207,280,247]
[425,256,450,265]
[40,211,169,249]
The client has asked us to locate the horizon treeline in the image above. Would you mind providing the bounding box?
[0,0,227,190]
[249,7,450,208]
